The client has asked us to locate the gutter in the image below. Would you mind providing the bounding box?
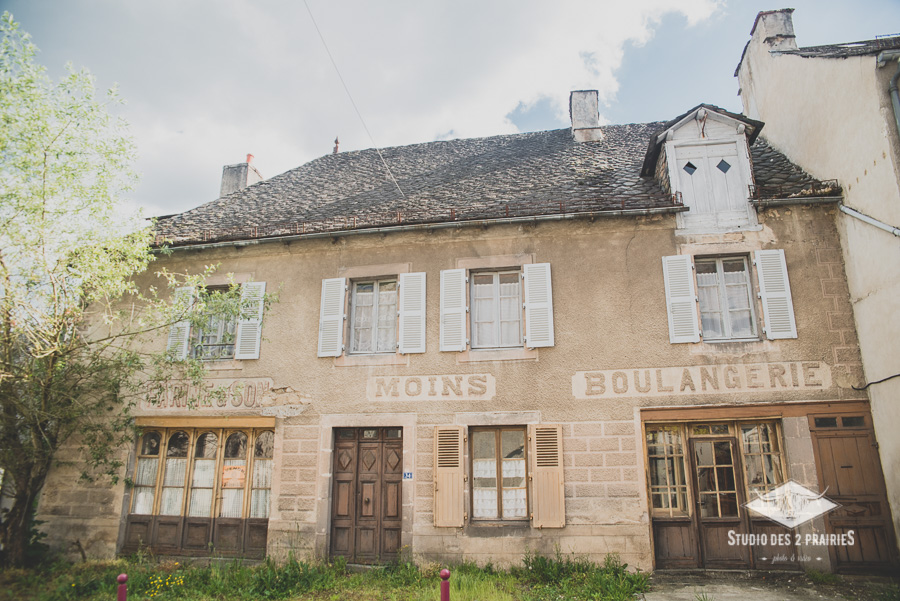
[877,50,900,145]
[839,203,900,237]
[156,206,689,253]
[750,196,842,208]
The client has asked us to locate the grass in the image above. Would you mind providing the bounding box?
[0,551,648,601]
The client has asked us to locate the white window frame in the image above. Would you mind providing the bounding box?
[695,256,758,342]
[349,278,398,354]
[191,285,239,360]
[470,270,523,350]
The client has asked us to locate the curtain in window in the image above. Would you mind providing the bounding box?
[159,458,187,515]
[188,459,216,517]
[132,458,158,514]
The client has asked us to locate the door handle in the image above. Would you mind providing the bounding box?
[364,497,371,504]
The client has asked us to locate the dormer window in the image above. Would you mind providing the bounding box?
[645,106,764,234]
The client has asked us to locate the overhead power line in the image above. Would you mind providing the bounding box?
[302,0,406,199]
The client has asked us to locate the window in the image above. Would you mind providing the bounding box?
[696,257,756,340]
[739,422,784,499]
[432,424,565,528]
[662,250,796,343]
[318,273,426,357]
[471,271,522,349]
[124,427,274,557]
[167,282,267,361]
[440,263,554,352]
[471,427,527,520]
[350,279,398,353]
[646,425,689,517]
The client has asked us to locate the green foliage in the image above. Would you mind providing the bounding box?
[516,550,648,601]
[0,13,275,567]
[805,569,840,585]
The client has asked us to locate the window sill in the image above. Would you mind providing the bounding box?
[335,353,410,367]
[457,347,538,363]
[466,521,531,535]
[701,337,760,344]
[204,360,243,371]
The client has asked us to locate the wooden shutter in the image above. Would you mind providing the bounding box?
[528,424,565,528]
[662,255,700,343]
[523,263,554,348]
[317,278,346,357]
[440,269,467,352]
[234,281,266,360]
[398,272,426,354]
[755,249,797,339]
[433,426,465,527]
[166,287,193,360]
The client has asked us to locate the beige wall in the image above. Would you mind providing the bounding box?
[36,205,864,568]
[738,32,900,544]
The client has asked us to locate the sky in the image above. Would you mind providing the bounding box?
[4,0,900,218]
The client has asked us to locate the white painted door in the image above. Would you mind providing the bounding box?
[675,142,750,230]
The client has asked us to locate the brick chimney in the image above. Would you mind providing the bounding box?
[569,90,604,142]
[220,153,263,197]
[750,9,798,52]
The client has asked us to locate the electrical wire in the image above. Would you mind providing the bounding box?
[302,0,406,199]
[852,372,900,391]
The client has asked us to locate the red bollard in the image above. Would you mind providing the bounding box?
[440,569,450,601]
[116,573,128,601]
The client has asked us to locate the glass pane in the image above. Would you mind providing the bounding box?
[163,458,187,487]
[159,487,183,516]
[135,457,158,487]
[763,455,783,486]
[699,493,718,517]
[133,488,155,514]
[337,429,355,440]
[224,432,247,459]
[842,416,865,428]
[195,432,218,458]
[252,458,273,488]
[141,432,161,456]
[192,459,215,487]
[188,489,213,517]
[385,428,402,439]
[220,489,243,518]
[472,431,496,460]
[651,492,668,509]
[362,429,378,439]
[694,441,713,466]
[714,442,733,465]
[255,431,275,458]
[814,417,838,428]
[502,459,526,486]
[222,459,246,488]
[473,459,497,481]
[502,488,527,518]
[501,430,525,459]
[167,431,189,457]
[720,493,738,517]
[744,454,764,492]
[716,467,736,491]
[473,488,498,518]
[250,489,270,518]
[649,458,667,486]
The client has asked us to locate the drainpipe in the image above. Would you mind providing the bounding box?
[839,203,900,237]
[877,50,900,145]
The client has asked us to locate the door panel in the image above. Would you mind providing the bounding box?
[811,417,897,572]
[330,428,403,564]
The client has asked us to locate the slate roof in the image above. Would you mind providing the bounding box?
[788,35,900,59]
[154,122,840,247]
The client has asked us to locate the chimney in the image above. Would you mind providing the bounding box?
[569,90,604,142]
[750,9,798,52]
[220,154,264,197]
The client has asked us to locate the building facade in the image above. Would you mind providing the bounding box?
[736,8,900,558]
[33,89,895,572]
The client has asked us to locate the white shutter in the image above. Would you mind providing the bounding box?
[166,287,194,360]
[662,255,700,343]
[398,272,426,354]
[317,278,346,357]
[234,281,266,360]
[755,249,797,339]
[523,263,554,348]
[440,269,467,352]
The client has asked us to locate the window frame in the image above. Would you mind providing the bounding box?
[190,285,239,361]
[695,255,758,342]
[129,427,274,521]
[348,278,399,355]
[469,269,524,350]
[468,426,529,522]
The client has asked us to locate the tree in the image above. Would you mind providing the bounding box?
[0,14,254,567]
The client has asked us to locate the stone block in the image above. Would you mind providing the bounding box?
[833,346,860,364]
[564,437,587,452]
[816,248,841,264]
[281,440,299,454]
[828,312,854,330]
[299,439,320,453]
[604,422,635,436]
[574,423,604,436]
[605,452,637,466]
[589,437,620,452]
[573,453,604,467]
[566,468,589,482]
[620,437,636,451]
[821,279,848,297]
[279,468,298,482]
[591,467,622,482]
[607,483,640,497]
[574,483,605,498]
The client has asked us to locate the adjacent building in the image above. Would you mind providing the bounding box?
[30,16,899,572]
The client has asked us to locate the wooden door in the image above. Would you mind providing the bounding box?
[330,427,403,564]
[690,438,751,568]
[810,414,897,573]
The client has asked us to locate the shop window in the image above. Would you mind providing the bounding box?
[739,422,785,499]
[124,427,273,557]
[646,426,689,517]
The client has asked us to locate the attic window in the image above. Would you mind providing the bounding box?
[717,159,731,173]
[683,162,697,175]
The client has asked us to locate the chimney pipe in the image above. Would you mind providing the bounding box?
[569,90,604,142]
